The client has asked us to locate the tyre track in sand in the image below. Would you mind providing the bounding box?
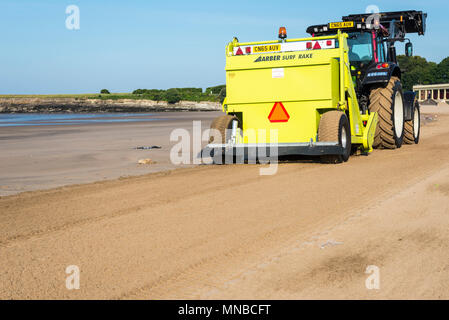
[0,164,318,247]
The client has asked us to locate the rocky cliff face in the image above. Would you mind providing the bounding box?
[0,98,222,113]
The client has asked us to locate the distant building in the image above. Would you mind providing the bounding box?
[413,83,449,103]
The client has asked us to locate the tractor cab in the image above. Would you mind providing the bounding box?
[345,32,380,90]
[307,11,425,65]
[306,10,427,112]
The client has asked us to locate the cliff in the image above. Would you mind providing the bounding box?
[0,98,222,113]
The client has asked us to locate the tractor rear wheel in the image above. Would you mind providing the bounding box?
[404,99,420,144]
[318,111,351,163]
[368,76,405,149]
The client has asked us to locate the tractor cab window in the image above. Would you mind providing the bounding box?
[347,32,373,65]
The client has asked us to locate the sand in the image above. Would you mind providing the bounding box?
[0,112,223,196]
[0,107,449,299]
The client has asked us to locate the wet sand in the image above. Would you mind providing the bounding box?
[0,111,223,196]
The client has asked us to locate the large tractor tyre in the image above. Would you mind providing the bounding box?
[318,111,351,163]
[368,76,405,149]
[404,100,420,144]
[208,115,240,164]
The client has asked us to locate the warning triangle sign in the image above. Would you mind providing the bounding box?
[268,102,290,123]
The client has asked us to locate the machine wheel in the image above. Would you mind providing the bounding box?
[318,111,351,163]
[368,76,405,149]
[208,115,240,164]
[403,100,420,144]
[208,115,239,144]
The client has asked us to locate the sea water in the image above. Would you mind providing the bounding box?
[0,113,163,127]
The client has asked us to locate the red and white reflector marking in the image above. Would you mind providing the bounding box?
[233,39,336,56]
[268,102,290,123]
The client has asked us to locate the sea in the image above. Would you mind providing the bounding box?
[0,113,163,127]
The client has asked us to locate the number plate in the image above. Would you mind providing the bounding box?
[329,21,354,29]
[253,44,281,53]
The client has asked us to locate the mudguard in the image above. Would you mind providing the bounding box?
[403,91,417,121]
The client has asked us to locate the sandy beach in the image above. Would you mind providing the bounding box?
[1,105,449,299]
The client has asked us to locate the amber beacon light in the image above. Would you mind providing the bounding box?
[278,27,287,40]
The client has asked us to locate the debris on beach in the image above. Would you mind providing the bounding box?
[138,158,156,165]
[319,240,344,249]
[135,146,161,150]
[423,115,438,123]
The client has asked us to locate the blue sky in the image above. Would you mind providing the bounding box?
[0,0,446,94]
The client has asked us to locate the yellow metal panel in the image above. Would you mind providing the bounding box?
[227,64,336,104]
[228,102,328,144]
[329,58,340,107]
[363,111,379,152]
